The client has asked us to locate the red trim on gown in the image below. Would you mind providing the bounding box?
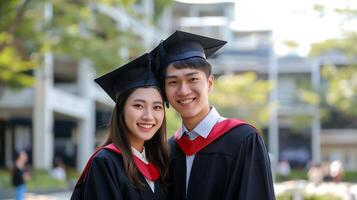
[175,119,246,156]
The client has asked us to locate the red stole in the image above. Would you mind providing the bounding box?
[103,143,160,181]
[76,143,160,187]
[175,119,246,156]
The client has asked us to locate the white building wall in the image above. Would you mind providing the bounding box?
[76,60,96,171]
[33,52,55,169]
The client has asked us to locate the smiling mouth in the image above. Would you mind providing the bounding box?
[137,123,155,129]
[177,98,195,105]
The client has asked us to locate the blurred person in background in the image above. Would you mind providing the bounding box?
[50,156,66,181]
[71,53,169,200]
[12,150,31,200]
[278,160,291,181]
[151,30,275,200]
[330,160,344,183]
[307,164,323,185]
[322,161,332,181]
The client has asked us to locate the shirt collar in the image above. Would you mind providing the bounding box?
[177,106,222,139]
[131,146,149,164]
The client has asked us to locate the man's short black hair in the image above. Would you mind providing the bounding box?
[164,57,212,78]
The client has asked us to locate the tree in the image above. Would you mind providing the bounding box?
[210,72,271,130]
[0,0,38,92]
[310,4,357,127]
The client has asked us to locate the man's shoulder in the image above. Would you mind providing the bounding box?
[209,119,260,150]
[222,118,258,139]
[168,135,176,146]
[194,121,259,156]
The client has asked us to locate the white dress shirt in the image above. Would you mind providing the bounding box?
[176,106,225,193]
[131,146,155,192]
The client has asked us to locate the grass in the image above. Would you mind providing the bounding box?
[276,169,308,182]
[27,170,68,190]
[66,167,81,181]
[277,192,342,200]
[276,169,357,183]
[0,169,11,188]
[343,171,357,182]
[0,168,71,190]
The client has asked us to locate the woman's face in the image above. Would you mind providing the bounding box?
[124,87,164,151]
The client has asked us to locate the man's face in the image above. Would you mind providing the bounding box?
[165,65,213,126]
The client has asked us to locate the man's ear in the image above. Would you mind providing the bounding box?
[208,74,214,92]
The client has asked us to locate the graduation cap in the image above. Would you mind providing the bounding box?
[150,30,227,69]
[95,53,160,102]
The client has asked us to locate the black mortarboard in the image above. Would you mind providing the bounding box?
[150,30,227,68]
[94,53,160,102]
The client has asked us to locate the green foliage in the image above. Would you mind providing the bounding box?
[0,0,172,89]
[97,0,136,7]
[313,4,325,13]
[334,8,357,21]
[0,46,37,88]
[309,33,357,58]
[48,0,145,74]
[154,0,173,21]
[165,107,181,137]
[210,72,271,130]
[282,40,299,49]
[296,75,319,107]
[309,5,357,121]
[321,64,357,116]
[0,0,38,89]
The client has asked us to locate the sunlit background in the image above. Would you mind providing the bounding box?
[1,0,357,199]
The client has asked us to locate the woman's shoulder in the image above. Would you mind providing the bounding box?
[91,148,125,165]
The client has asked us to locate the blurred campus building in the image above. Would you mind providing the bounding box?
[1,0,356,172]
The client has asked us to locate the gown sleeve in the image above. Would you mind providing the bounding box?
[82,155,123,199]
[227,130,275,200]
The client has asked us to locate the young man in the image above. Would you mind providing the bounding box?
[151,31,275,200]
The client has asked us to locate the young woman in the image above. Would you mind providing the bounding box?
[71,53,169,200]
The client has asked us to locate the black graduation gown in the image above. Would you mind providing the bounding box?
[168,124,275,200]
[81,149,167,200]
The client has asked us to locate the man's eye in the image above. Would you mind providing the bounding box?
[167,81,177,85]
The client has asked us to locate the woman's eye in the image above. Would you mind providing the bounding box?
[134,104,143,109]
[154,105,163,110]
